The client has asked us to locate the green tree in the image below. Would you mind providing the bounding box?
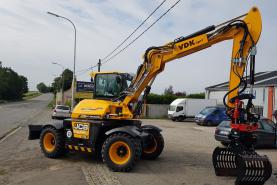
[0,67,28,100]
[20,75,28,93]
[164,85,174,95]
[37,82,50,93]
[51,69,73,93]
[186,92,205,99]
[62,69,73,91]
[51,77,62,93]
[175,91,186,97]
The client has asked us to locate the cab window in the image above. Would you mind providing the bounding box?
[260,120,274,132]
[176,106,183,112]
[95,73,126,99]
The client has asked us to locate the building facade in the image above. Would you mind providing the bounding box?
[205,71,277,119]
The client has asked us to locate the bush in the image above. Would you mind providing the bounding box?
[186,93,205,99]
[146,93,180,104]
[146,92,204,104]
[37,82,50,93]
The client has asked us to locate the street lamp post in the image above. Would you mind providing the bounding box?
[47,11,77,110]
[52,62,65,104]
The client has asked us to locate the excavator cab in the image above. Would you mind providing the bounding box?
[90,72,133,100]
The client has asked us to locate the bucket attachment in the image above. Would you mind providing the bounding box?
[212,147,272,185]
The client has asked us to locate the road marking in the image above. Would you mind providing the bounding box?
[0,126,22,143]
[81,164,122,185]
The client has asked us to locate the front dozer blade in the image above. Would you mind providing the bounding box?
[212,147,272,185]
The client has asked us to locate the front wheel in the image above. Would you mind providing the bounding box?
[176,116,185,122]
[142,127,164,160]
[40,127,65,158]
[102,133,142,172]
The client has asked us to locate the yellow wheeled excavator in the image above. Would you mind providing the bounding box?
[29,6,272,185]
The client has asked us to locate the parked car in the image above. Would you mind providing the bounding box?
[195,106,229,126]
[52,105,71,119]
[215,118,277,148]
[168,98,216,121]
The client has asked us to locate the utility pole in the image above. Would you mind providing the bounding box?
[47,12,77,110]
[98,59,101,72]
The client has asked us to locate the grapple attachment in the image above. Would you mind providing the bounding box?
[212,147,272,185]
[236,154,272,185]
[212,147,237,176]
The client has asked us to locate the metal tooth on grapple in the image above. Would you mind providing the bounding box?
[212,147,238,176]
[235,154,272,185]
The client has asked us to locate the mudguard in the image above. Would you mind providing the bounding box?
[141,125,162,132]
[28,120,64,140]
[105,126,148,139]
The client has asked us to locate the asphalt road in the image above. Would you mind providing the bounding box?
[0,93,53,139]
[0,96,276,185]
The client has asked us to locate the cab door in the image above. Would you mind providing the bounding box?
[257,120,276,147]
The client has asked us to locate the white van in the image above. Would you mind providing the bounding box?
[168,98,217,121]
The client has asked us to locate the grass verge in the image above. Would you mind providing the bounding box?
[48,96,56,109]
[23,91,42,100]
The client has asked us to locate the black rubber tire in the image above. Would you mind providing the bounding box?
[142,127,164,160]
[176,116,184,122]
[207,121,213,126]
[40,127,65,158]
[102,133,142,172]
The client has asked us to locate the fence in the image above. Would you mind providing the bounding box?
[141,104,169,118]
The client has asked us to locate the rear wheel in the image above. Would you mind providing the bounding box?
[177,116,184,122]
[102,133,141,172]
[142,127,164,160]
[40,127,65,158]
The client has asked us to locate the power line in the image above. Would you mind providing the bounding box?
[77,0,180,75]
[102,0,167,61]
[102,0,181,65]
[76,64,98,76]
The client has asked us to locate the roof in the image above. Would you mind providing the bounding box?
[170,98,186,105]
[206,71,277,91]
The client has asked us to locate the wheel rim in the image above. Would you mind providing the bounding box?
[143,135,157,154]
[109,141,131,165]
[43,132,56,152]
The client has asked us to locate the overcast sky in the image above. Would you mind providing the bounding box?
[0,0,276,94]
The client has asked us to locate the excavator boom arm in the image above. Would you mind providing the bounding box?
[123,7,262,110]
